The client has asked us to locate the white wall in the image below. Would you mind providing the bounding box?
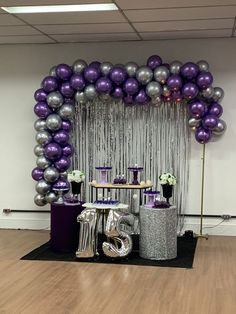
[0,38,235,234]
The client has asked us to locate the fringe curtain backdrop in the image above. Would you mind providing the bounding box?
[72,100,190,231]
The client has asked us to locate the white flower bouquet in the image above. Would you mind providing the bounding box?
[159,173,177,185]
[67,170,85,183]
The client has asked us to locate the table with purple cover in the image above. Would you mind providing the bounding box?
[50,202,84,253]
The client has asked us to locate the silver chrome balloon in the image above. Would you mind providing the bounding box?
[125,62,139,77]
[146,81,162,98]
[162,85,171,97]
[35,179,51,195]
[47,91,64,109]
[58,103,75,120]
[170,61,182,74]
[84,84,97,100]
[34,144,44,157]
[46,114,62,131]
[75,91,86,104]
[197,60,209,72]
[213,119,227,136]
[136,66,153,85]
[100,62,113,76]
[72,59,87,74]
[154,65,170,84]
[49,65,57,77]
[34,194,47,206]
[76,208,100,258]
[212,87,224,103]
[36,155,51,170]
[34,119,47,132]
[45,191,58,204]
[151,96,162,107]
[201,86,214,99]
[35,130,52,146]
[43,166,59,183]
[188,117,201,130]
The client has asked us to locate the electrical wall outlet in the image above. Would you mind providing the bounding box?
[221,214,231,220]
[3,208,11,214]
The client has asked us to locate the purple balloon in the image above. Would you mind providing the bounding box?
[182,83,199,100]
[62,144,74,157]
[70,74,85,91]
[53,130,69,147]
[41,76,58,93]
[110,66,127,85]
[44,142,62,161]
[31,167,44,181]
[197,72,213,89]
[34,88,47,102]
[189,100,207,118]
[56,64,73,81]
[84,66,101,83]
[172,90,182,102]
[123,94,134,105]
[167,75,183,91]
[208,102,223,117]
[195,127,212,144]
[95,77,113,93]
[181,62,199,80]
[202,115,219,130]
[60,82,75,98]
[147,55,162,70]
[135,89,150,105]
[124,78,139,95]
[112,87,124,99]
[54,156,71,172]
[34,102,52,119]
[53,178,70,190]
[61,120,72,132]
[89,61,101,69]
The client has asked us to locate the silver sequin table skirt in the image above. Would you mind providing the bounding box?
[139,206,177,260]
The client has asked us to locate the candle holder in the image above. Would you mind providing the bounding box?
[53,188,69,204]
[95,166,112,184]
[128,166,143,185]
[144,190,160,207]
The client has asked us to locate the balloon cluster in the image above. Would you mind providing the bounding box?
[32,56,227,205]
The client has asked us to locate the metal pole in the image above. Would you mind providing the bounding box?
[199,143,208,238]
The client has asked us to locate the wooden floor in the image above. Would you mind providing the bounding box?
[0,230,235,314]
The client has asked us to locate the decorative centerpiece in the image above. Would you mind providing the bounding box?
[53,178,70,204]
[144,189,160,207]
[159,173,177,204]
[95,166,112,184]
[113,174,127,185]
[153,200,171,208]
[67,170,85,202]
[128,164,143,185]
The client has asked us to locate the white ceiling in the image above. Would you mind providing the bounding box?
[0,0,236,44]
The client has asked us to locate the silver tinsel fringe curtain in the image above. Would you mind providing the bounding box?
[72,100,190,231]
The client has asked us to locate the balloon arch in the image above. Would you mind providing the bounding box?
[32,55,226,206]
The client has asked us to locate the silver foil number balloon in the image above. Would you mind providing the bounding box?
[76,208,100,258]
[170,61,182,74]
[58,103,75,120]
[72,59,87,74]
[100,62,113,76]
[47,91,64,109]
[36,155,51,169]
[45,191,58,204]
[43,166,59,183]
[34,194,47,206]
[35,179,51,195]
[154,66,170,84]
[197,60,209,72]
[102,210,134,258]
[136,66,153,85]
[35,130,52,146]
[146,81,162,98]
[125,62,139,77]
[34,119,47,131]
[34,144,44,157]
[46,114,62,131]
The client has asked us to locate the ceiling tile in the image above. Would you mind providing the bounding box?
[116,0,236,10]
[51,32,139,42]
[140,29,231,40]
[133,19,234,32]
[0,25,41,36]
[124,6,236,22]
[37,23,133,34]
[0,35,54,44]
[17,11,126,25]
[0,0,112,5]
[0,13,25,25]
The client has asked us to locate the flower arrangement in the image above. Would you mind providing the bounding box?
[159,173,177,185]
[67,170,85,183]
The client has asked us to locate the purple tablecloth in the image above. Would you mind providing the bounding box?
[50,202,84,253]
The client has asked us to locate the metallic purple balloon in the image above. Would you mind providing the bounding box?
[53,178,70,190]
[34,102,52,119]
[60,82,75,98]
[196,72,213,89]
[189,100,207,118]
[167,75,183,91]
[112,87,124,99]
[70,74,85,91]
[56,64,73,80]
[124,78,139,95]
[62,144,74,157]
[123,94,134,105]
[54,156,71,172]
[53,130,69,147]
[195,127,212,144]
[89,61,101,69]
[135,89,150,105]
[95,77,113,93]
[182,83,199,100]
[146,55,162,70]
[181,62,199,80]
[61,120,72,132]
[208,102,223,117]
[202,115,219,130]
[34,88,47,102]
[41,76,58,93]
[84,66,101,83]
[44,142,62,161]
[31,167,44,181]
[110,66,127,85]
[172,90,182,102]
